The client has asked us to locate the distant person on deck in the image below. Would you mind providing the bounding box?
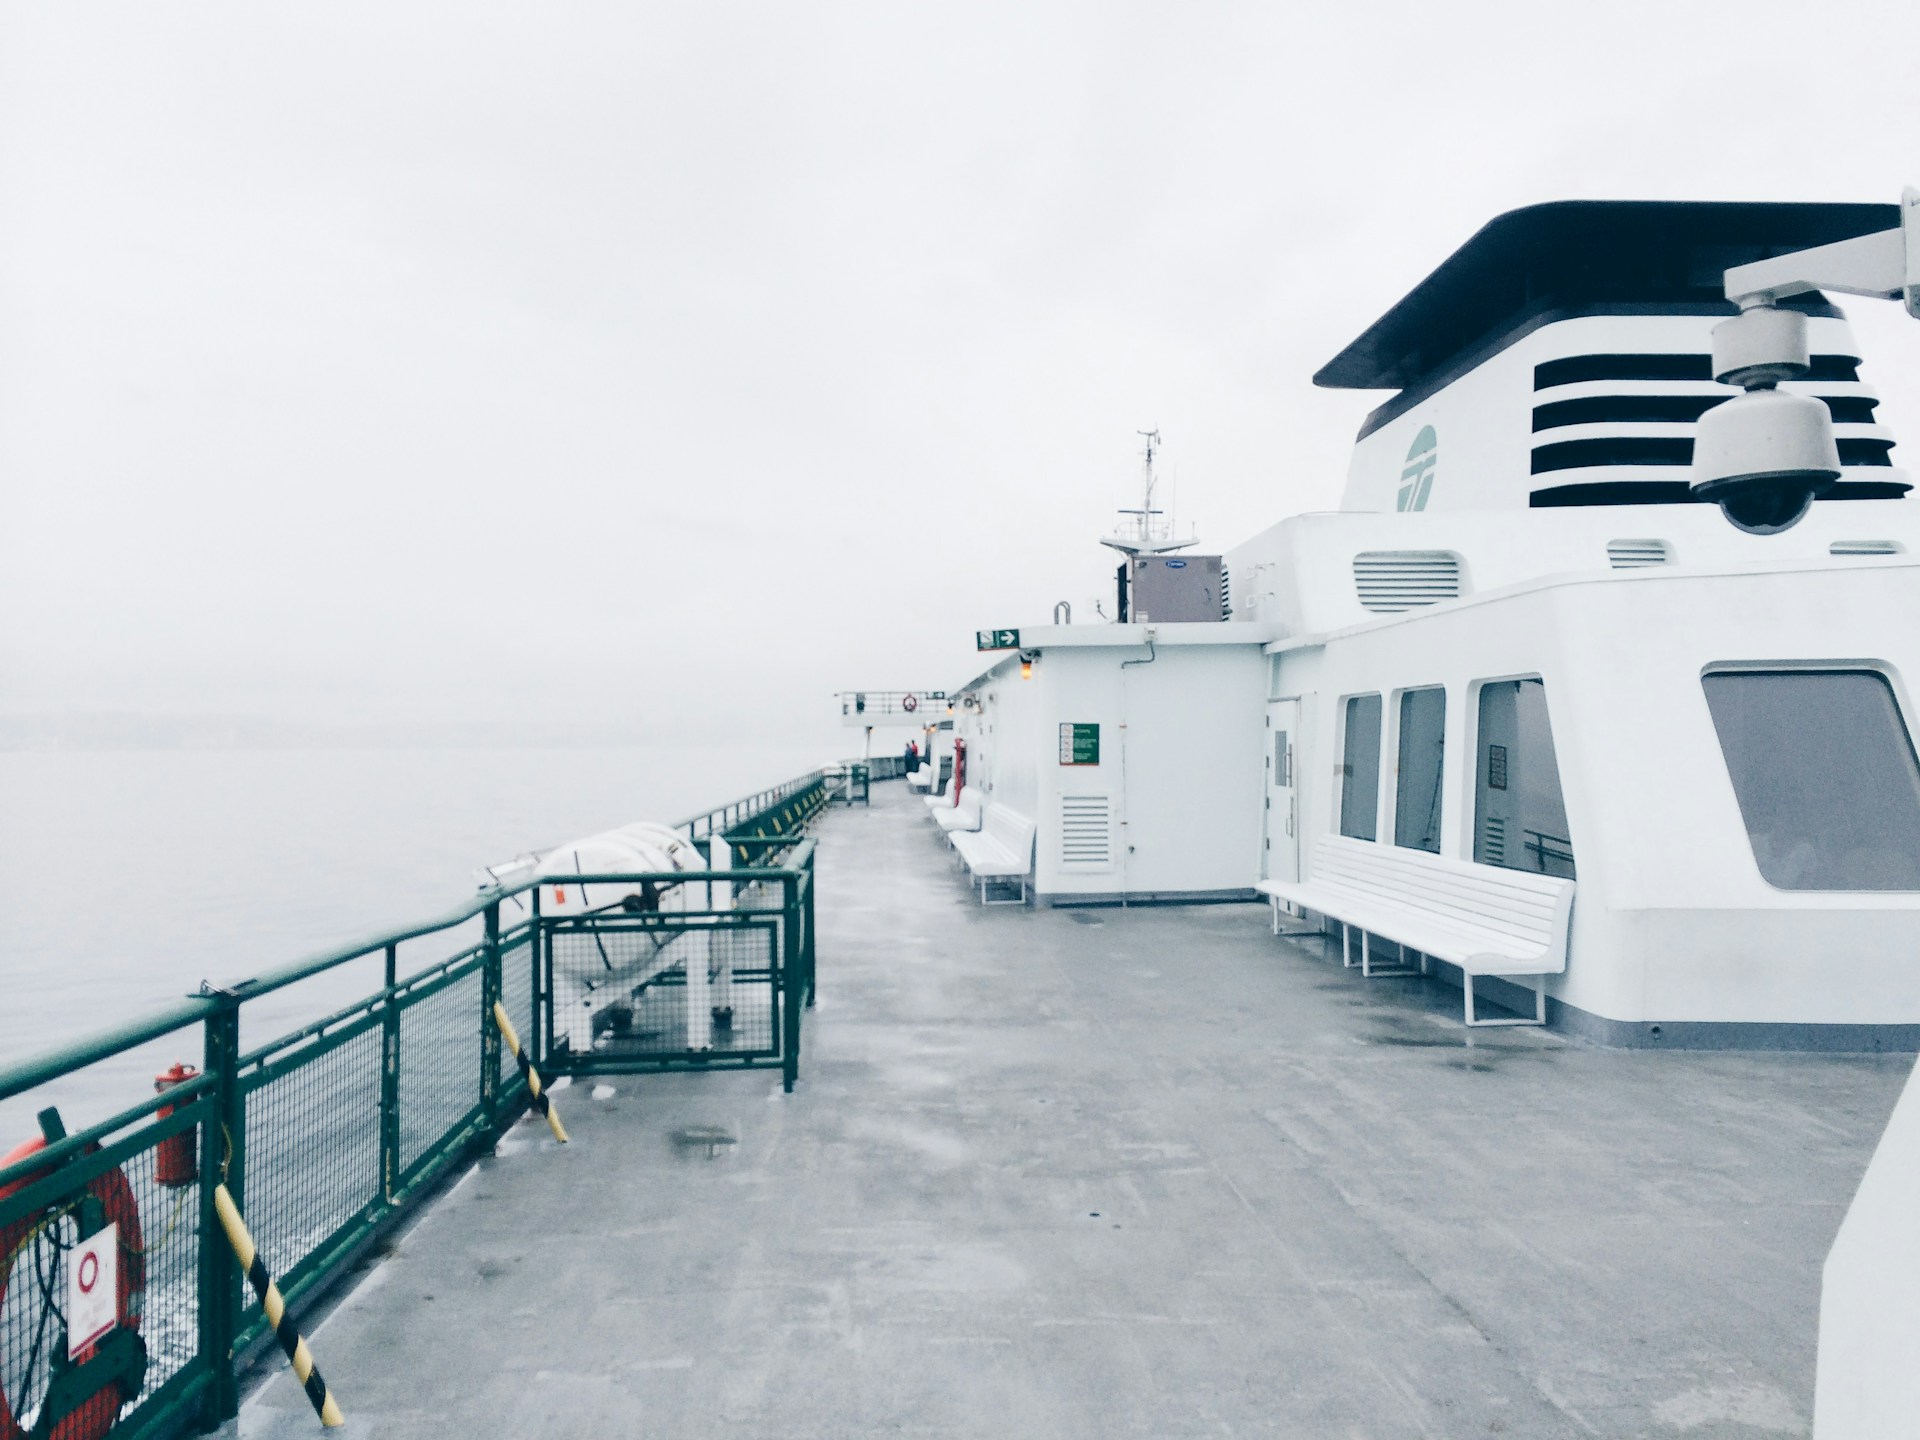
[904,740,920,774]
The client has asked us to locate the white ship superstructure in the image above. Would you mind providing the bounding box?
[941,199,1920,1047]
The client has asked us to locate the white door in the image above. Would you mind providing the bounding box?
[1263,699,1300,882]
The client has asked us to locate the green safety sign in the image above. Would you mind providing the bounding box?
[976,628,1021,651]
[1058,723,1100,766]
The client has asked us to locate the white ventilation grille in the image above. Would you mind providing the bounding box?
[1479,816,1506,866]
[1607,538,1671,568]
[1831,540,1904,556]
[1059,795,1112,869]
[1352,552,1462,613]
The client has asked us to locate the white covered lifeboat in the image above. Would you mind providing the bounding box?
[527,826,723,1055]
[533,829,691,918]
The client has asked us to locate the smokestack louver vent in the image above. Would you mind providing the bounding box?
[1353,552,1463,613]
[1534,353,1862,389]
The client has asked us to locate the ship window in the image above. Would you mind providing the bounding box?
[1704,670,1920,891]
[1339,694,1383,842]
[1474,680,1574,878]
[1394,688,1446,854]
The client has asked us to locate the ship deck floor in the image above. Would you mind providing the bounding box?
[238,781,1912,1439]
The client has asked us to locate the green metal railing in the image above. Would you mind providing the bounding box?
[823,762,872,806]
[0,771,828,1438]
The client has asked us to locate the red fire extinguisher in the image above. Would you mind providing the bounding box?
[154,1063,198,1188]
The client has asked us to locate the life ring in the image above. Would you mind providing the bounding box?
[0,1136,148,1440]
[901,694,918,713]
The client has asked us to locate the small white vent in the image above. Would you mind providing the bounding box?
[1831,540,1904,556]
[1352,551,1462,613]
[1059,795,1112,869]
[1607,538,1671,569]
[1480,815,1506,866]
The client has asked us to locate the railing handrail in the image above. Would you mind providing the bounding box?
[0,776,826,1104]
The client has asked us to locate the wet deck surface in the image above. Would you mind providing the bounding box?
[239,783,1911,1438]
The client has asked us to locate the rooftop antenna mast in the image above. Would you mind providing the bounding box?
[1101,428,1196,556]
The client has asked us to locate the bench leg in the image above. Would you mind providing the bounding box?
[1462,973,1548,1028]
[1270,897,1279,936]
[1362,934,1421,980]
[1341,924,1354,969]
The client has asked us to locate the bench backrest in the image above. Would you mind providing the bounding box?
[953,787,984,822]
[981,803,1036,864]
[1307,834,1573,953]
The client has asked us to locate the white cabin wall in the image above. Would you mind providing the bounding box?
[1551,565,1920,1024]
[1269,559,1920,1027]
[1033,649,1119,897]
[975,663,1043,823]
[1114,646,1267,895]
[1225,500,1920,637]
[1011,644,1265,900]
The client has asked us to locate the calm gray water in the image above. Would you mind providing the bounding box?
[0,744,830,1135]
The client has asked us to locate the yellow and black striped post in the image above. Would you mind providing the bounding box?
[492,1001,569,1143]
[212,1184,344,1428]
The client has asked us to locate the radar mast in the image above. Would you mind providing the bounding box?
[1101,429,1197,556]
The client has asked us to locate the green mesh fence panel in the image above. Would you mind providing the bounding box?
[241,1023,382,1289]
[546,920,779,1065]
[398,968,483,1174]
[499,936,534,1092]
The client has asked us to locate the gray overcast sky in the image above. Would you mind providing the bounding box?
[5,2,1920,748]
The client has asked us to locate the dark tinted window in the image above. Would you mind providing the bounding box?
[1394,688,1446,853]
[1703,670,1920,890]
[1340,695,1382,841]
[1474,679,1574,878]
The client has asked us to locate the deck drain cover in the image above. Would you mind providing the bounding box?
[673,1126,737,1158]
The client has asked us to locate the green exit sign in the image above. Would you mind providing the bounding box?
[1059,723,1100,766]
[976,628,1021,651]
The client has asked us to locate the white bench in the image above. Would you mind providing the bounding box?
[952,803,1035,904]
[933,787,984,835]
[908,763,935,792]
[1257,834,1574,1027]
[922,776,954,812]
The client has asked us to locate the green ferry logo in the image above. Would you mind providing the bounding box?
[1398,425,1436,511]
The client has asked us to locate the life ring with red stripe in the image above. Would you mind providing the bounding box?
[0,1137,147,1440]
[901,693,918,712]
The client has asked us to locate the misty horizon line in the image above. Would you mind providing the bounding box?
[0,711,844,754]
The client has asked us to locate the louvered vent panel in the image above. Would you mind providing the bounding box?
[1352,552,1462,613]
[1607,538,1671,568]
[1059,795,1112,869]
[1831,540,1903,556]
[1220,563,1232,619]
[1480,816,1506,866]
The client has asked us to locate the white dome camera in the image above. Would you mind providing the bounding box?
[1690,187,1920,534]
